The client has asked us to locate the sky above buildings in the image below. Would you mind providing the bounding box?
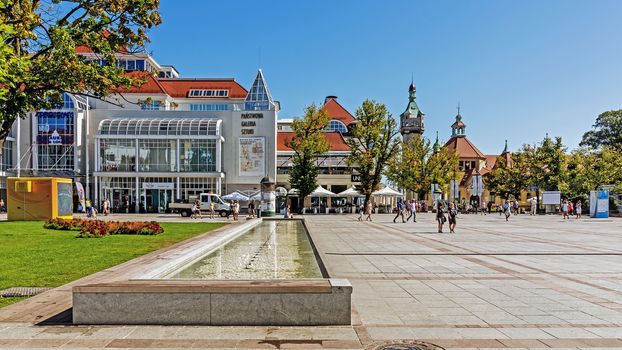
[148,0,622,154]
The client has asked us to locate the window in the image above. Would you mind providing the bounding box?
[36,111,75,170]
[188,89,229,98]
[327,120,347,133]
[180,139,216,172]
[189,104,230,111]
[140,100,163,110]
[1,140,13,171]
[138,139,177,172]
[100,139,136,172]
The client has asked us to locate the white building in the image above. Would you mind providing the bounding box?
[2,51,279,213]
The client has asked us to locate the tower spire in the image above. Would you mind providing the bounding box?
[502,139,509,154]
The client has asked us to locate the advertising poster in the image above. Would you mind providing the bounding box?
[75,181,86,212]
[239,137,265,176]
[57,182,73,217]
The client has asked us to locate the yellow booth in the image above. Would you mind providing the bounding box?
[7,177,74,221]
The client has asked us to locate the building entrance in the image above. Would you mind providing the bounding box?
[143,189,172,213]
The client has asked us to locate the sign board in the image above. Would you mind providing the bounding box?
[471,175,483,196]
[239,137,265,176]
[351,174,361,183]
[590,190,609,218]
[142,182,174,190]
[542,191,561,205]
[450,179,460,199]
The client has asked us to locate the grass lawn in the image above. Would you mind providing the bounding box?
[0,221,225,308]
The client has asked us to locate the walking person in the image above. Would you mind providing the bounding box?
[513,200,519,215]
[232,200,240,221]
[503,200,511,222]
[102,198,110,216]
[0,198,5,213]
[406,199,417,222]
[562,200,570,220]
[248,200,255,218]
[365,201,373,222]
[575,200,582,218]
[530,197,537,215]
[448,201,458,233]
[436,201,446,233]
[209,200,215,219]
[357,203,364,221]
[393,200,405,223]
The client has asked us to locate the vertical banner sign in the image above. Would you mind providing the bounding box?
[450,179,459,199]
[471,175,483,196]
[75,182,86,212]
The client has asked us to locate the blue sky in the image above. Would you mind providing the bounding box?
[148,0,622,154]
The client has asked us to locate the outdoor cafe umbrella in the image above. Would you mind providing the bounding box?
[222,191,249,201]
[337,186,362,197]
[310,186,336,197]
[250,192,262,201]
[372,186,404,211]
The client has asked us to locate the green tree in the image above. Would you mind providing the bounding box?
[521,136,568,193]
[486,153,528,200]
[0,0,162,152]
[387,137,459,199]
[580,110,622,150]
[288,104,330,211]
[567,146,622,198]
[346,99,400,207]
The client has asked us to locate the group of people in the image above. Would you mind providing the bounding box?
[392,199,418,223]
[561,199,582,219]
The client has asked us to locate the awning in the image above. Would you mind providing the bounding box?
[310,186,336,197]
[372,186,404,197]
[337,186,362,197]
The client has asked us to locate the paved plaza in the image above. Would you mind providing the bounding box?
[1,212,622,349]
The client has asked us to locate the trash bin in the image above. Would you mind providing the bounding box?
[325,208,330,214]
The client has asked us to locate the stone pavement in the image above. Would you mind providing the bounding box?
[1,212,621,349]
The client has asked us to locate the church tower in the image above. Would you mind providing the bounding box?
[400,81,424,143]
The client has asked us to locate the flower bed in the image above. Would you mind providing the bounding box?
[44,218,164,237]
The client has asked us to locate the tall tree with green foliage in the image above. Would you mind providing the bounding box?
[567,146,622,198]
[288,104,330,211]
[580,110,622,150]
[0,0,162,152]
[521,136,568,193]
[486,153,528,200]
[347,99,400,207]
[386,137,459,199]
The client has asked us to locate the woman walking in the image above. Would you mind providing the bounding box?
[562,200,570,219]
[365,201,373,222]
[575,201,582,218]
[436,202,446,233]
[502,200,511,222]
[192,199,202,219]
[232,200,240,221]
[448,202,457,233]
[357,203,364,221]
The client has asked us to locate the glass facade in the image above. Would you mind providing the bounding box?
[138,139,177,172]
[1,140,12,171]
[100,139,136,172]
[36,110,75,170]
[180,140,216,172]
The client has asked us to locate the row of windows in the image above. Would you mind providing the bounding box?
[1,141,13,171]
[99,139,217,173]
[189,104,230,111]
[327,120,347,133]
[188,89,229,98]
[38,145,74,170]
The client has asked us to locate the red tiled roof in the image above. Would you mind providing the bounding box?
[485,155,498,169]
[452,121,466,127]
[156,79,247,98]
[444,136,486,159]
[116,71,167,95]
[323,98,356,125]
[277,131,350,152]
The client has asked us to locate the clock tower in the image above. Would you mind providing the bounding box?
[400,81,425,143]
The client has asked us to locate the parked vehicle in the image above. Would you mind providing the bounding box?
[169,193,231,217]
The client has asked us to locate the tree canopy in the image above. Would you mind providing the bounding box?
[386,136,459,199]
[346,99,399,206]
[0,0,162,145]
[288,104,329,210]
[580,110,622,150]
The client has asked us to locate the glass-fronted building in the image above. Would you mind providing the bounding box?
[3,50,279,213]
